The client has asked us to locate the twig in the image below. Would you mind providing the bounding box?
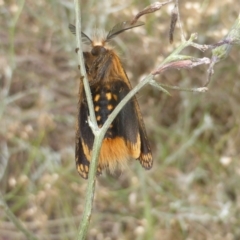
[0,192,39,240]
[175,0,186,41]
[204,13,240,86]
[169,4,178,43]
[74,0,98,131]
[131,1,173,24]
[156,82,208,93]
[74,1,99,239]
[151,57,210,75]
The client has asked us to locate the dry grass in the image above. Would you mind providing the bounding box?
[1,0,240,240]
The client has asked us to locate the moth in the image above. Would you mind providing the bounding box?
[69,21,153,179]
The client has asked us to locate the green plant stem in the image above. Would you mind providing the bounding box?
[77,131,102,239]
[74,0,98,130]
[0,192,39,240]
[161,33,198,65]
[139,168,154,240]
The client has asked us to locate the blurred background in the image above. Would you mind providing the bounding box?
[0,0,240,239]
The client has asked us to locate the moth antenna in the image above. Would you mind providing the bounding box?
[68,24,93,45]
[81,32,93,45]
[68,24,76,35]
[106,21,144,42]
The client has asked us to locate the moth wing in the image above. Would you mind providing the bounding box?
[133,97,153,169]
[75,82,100,179]
[114,81,141,157]
[113,79,153,169]
[75,129,91,179]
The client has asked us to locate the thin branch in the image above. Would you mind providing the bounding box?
[157,33,198,66]
[131,1,173,24]
[74,0,98,131]
[152,57,210,75]
[0,192,39,240]
[77,132,102,240]
[74,1,99,239]
[169,4,178,43]
[175,0,186,41]
[156,82,208,93]
[204,13,240,86]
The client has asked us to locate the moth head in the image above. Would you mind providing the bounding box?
[91,45,107,56]
[69,21,144,48]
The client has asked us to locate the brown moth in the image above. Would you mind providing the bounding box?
[69,21,153,179]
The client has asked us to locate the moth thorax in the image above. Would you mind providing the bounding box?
[92,84,118,137]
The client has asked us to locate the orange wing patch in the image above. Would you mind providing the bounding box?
[99,136,141,173]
